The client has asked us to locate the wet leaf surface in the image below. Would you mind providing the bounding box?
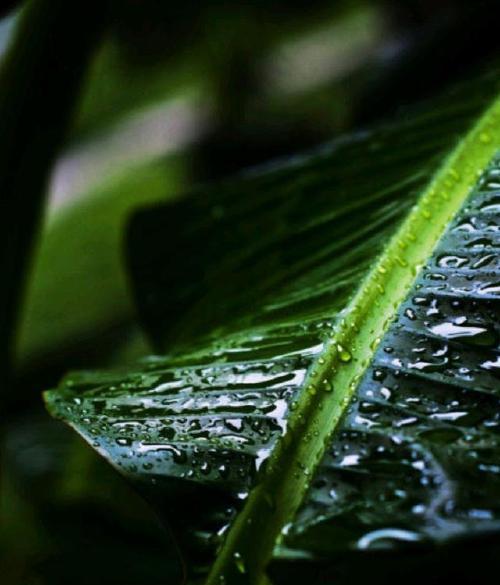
[46,71,500,582]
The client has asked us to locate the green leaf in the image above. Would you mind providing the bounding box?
[0,0,104,385]
[46,70,500,583]
[16,159,182,373]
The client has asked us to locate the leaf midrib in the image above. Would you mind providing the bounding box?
[206,94,500,584]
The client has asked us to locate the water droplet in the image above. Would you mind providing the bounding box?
[337,345,352,363]
[322,379,333,392]
[429,321,496,346]
[233,552,246,573]
[437,254,468,268]
[357,528,422,550]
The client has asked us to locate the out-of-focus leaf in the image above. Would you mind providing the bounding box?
[0,0,105,385]
[71,40,202,144]
[16,159,183,373]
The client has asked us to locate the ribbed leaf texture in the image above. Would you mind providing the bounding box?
[46,71,500,583]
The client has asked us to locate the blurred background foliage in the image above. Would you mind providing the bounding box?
[1,1,500,583]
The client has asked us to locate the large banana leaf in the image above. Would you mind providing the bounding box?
[45,70,500,584]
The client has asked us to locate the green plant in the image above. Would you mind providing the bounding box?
[46,71,500,583]
[2,2,500,584]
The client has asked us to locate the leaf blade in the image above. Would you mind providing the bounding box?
[283,154,500,559]
[45,70,500,582]
[205,79,500,585]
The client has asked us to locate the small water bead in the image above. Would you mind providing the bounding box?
[233,552,246,574]
[380,387,392,400]
[480,198,500,213]
[322,379,333,392]
[454,219,476,233]
[437,254,468,268]
[356,527,423,550]
[337,345,352,363]
[471,253,496,269]
[394,416,419,428]
[297,461,311,477]
[465,236,495,249]
[429,321,496,346]
[404,308,416,321]
[480,281,500,294]
[480,356,500,371]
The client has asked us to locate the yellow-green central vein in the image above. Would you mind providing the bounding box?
[207,93,500,585]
